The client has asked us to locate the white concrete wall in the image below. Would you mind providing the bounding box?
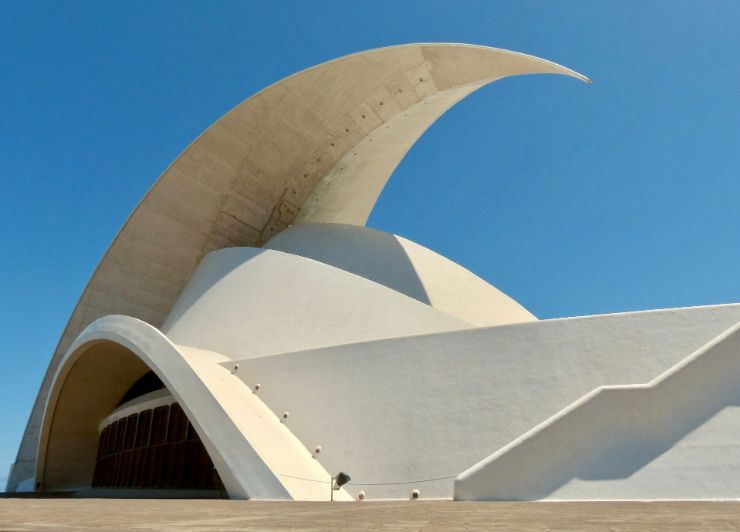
[175,343,352,501]
[455,322,740,501]
[161,247,471,359]
[228,304,740,499]
[266,224,535,326]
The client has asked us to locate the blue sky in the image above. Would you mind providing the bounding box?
[1,1,738,487]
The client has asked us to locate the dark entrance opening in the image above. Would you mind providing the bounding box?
[91,400,225,493]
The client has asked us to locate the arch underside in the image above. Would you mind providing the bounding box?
[41,341,151,491]
[9,43,587,492]
[36,315,345,500]
[43,344,225,494]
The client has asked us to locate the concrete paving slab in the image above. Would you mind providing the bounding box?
[1,500,740,531]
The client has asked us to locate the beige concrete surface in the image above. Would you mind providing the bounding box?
[2,500,740,530]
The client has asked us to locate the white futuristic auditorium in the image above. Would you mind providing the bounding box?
[8,43,740,501]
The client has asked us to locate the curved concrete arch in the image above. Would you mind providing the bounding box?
[35,315,340,500]
[10,43,588,491]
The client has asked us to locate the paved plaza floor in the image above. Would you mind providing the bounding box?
[2,499,740,530]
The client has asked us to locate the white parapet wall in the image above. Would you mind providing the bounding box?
[227,304,740,500]
[454,322,740,501]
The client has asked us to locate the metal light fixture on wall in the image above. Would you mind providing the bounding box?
[330,471,351,501]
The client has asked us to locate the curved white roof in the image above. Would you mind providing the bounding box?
[265,224,535,326]
[61,43,585,356]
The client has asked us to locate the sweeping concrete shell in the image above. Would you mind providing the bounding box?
[10,43,584,491]
[12,42,740,502]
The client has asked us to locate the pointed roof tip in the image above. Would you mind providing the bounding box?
[574,71,592,84]
[575,72,592,84]
[523,53,589,84]
[550,66,590,84]
[455,43,591,85]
